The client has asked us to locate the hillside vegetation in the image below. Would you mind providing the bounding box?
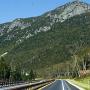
[3,13,90,73]
[0,1,90,77]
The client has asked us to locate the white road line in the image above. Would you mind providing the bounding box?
[64,81,71,90]
[66,80,85,90]
[62,80,65,90]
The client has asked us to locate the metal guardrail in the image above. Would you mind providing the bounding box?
[0,81,26,88]
[0,79,55,90]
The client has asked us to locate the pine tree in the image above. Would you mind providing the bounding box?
[29,69,35,81]
[0,57,11,80]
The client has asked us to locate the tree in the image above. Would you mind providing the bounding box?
[71,55,81,77]
[29,69,35,81]
[11,66,22,81]
[0,57,11,80]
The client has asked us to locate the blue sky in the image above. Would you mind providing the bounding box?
[0,0,90,23]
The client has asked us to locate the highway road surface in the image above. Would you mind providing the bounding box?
[43,80,80,90]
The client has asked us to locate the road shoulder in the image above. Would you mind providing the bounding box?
[66,79,85,90]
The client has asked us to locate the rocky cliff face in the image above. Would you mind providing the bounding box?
[0,1,90,45]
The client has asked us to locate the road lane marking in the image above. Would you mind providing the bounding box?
[62,80,64,90]
[64,81,71,90]
[66,80,85,90]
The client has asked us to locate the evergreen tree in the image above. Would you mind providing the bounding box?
[11,66,22,81]
[29,69,35,81]
[0,57,11,80]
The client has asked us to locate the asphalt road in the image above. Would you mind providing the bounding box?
[43,80,80,90]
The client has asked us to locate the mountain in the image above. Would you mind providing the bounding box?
[0,0,90,73]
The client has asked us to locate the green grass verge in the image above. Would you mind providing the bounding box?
[69,76,90,90]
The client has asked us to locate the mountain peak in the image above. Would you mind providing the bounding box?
[47,0,90,23]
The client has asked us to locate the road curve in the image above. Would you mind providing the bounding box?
[43,80,80,90]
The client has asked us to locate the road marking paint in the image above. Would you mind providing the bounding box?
[64,81,71,90]
[62,80,65,90]
[66,80,85,90]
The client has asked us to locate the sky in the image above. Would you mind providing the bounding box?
[0,0,90,23]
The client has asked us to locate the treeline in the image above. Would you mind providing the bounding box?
[41,47,90,79]
[0,57,36,82]
[31,47,90,79]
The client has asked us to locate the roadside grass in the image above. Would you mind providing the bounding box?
[69,76,90,90]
